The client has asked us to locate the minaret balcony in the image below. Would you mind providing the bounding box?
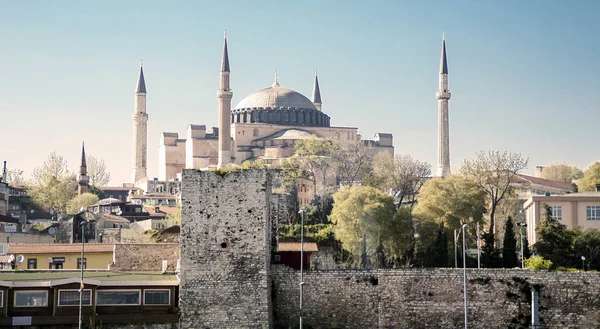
[436,91,451,99]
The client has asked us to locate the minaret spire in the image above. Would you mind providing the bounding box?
[436,33,451,178]
[272,69,280,87]
[133,61,149,186]
[78,142,89,195]
[217,31,233,168]
[312,69,322,111]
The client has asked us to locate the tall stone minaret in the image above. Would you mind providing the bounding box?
[78,142,90,195]
[132,62,148,185]
[312,70,322,111]
[436,33,451,178]
[217,32,233,169]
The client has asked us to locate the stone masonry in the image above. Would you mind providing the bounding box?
[113,243,179,272]
[179,169,273,328]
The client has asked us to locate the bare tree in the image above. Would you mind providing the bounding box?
[31,151,68,185]
[87,155,111,187]
[461,150,528,245]
[372,154,432,210]
[3,169,25,186]
[333,139,374,187]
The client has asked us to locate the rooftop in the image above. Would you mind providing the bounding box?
[0,271,179,287]
[515,174,573,191]
[8,243,114,254]
[277,242,318,252]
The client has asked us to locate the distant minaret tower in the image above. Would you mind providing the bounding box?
[78,142,90,195]
[132,61,148,185]
[312,69,322,111]
[436,33,451,177]
[217,31,233,168]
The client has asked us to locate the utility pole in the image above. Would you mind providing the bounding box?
[476,222,481,269]
[462,224,468,329]
[298,209,305,329]
[454,229,458,268]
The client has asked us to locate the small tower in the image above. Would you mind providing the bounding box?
[132,61,149,186]
[217,31,233,168]
[78,142,90,195]
[436,33,451,178]
[312,69,322,111]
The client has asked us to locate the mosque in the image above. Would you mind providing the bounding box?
[131,33,394,190]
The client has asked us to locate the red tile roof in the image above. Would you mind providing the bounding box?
[515,174,573,190]
[8,243,114,254]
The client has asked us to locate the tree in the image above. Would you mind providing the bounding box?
[572,228,600,271]
[3,169,25,186]
[163,203,182,228]
[502,217,518,268]
[332,139,374,187]
[524,255,553,270]
[329,186,396,268]
[371,154,431,210]
[87,155,111,187]
[533,205,574,268]
[413,175,487,233]
[481,230,502,268]
[461,150,528,246]
[578,162,600,191]
[539,163,583,183]
[381,207,415,267]
[27,152,77,215]
[422,221,449,267]
[67,193,100,214]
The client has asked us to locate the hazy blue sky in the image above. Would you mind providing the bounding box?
[1,1,599,185]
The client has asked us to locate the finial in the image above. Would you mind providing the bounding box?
[315,68,318,76]
[140,59,143,67]
[272,69,280,87]
[224,29,227,39]
[442,32,446,41]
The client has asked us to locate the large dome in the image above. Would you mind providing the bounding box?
[234,84,317,111]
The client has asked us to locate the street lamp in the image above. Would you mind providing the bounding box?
[461,223,468,329]
[78,221,87,329]
[297,208,305,329]
[516,223,527,269]
[581,256,586,271]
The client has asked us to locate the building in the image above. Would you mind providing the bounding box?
[0,271,178,327]
[155,33,393,183]
[271,242,318,270]
[523,186,600,244]
[8,243,114,270]
[513,174,573,198]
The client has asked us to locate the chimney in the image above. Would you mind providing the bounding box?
[596,184,600,192]
[535,166,544,178]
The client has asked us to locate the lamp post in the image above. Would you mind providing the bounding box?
[78,221,87,329]
[297,208,305,329]
[462,223,468,329]
[581,256,586,271]
[517,223,527,269]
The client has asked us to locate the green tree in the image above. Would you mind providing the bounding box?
[539,163,583,183]
[370,154,431,209]
[413,175,487,233]
[481,230,502,268]
[461,150,528,247]
[27,152,77,215]
[572,228,600,271]
[422,221,449,267]
[502,217,518,268]
[578,162,600,191]
[533,205,574,268]
[382,207,415,267]
[329,186,396,268]
[332,138,374,187]
[67,193,99,214]
[525,255,553,270]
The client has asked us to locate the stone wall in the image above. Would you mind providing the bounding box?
[0,324,178,329]
[113,243,179,271]
[179,169,273,328]
[272,265,600,329]
[0,232,55,244]
[310,243,346,270]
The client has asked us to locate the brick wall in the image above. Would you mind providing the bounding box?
[179,169,273,328]
[113,243,179,271]
[272,265,600,329]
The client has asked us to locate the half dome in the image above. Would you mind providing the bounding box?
[234,85,317,111]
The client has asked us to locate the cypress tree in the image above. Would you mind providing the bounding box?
[502,217,518,268]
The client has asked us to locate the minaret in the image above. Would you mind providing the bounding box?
[312,69,322,111]
[217,31,233,168]
[436,33,451,178]
[78,142,90,195]
[132,61,148,185]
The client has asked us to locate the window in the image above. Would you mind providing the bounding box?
[96,290,141,306]
[77,258,87,269]
[14,291,48,307]
[143,290,170,305]
[586,206,600,221]
[0,291,3,307]
[27,259,37,269]
[58,289,91,306]
[550,206,562,221]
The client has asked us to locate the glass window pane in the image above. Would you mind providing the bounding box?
[144,290,170,305]
[15,291,47,307]
[59,290,91,306]
[96,290,140,305]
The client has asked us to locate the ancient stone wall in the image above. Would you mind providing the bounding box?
[179,169,273,328]
[113,243,179,271]
[272,265,600,329]
[0,324,178,329]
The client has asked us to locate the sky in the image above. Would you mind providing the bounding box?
[1,0,599,186]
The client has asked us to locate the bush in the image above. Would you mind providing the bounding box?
[524,255,553,270]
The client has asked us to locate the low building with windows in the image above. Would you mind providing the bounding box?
[523,187,600,245]
[0,271,178,326]
[7,244,114,270]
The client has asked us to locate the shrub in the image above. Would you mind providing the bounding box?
[524,255,553,270]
